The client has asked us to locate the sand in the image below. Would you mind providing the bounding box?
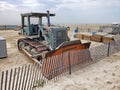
[0,25,120,90]
[0,30,33,72]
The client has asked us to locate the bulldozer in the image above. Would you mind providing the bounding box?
[17,11,91,62]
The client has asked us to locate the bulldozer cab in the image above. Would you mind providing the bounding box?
[20,11,55,36]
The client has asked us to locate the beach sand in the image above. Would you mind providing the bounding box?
[0,24,120,90]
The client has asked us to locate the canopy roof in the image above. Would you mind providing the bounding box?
[21,12,55,17]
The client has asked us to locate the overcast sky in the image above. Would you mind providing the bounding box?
[0,0,120,25]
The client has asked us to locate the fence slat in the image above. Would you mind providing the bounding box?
[1,71,4,90]
[55,56,58,80]
[36,63,41,82]
[30,63,36,90]
[12,68,17,90]
[24,64,30,90]
[41,59,47,84]
[21,65,27,90]
[15,67,20,90]
[26,64,33,90]
[51,56,55,81]
[8,69,13,90]
[32,63,38,90]
[18,66,24,90]
[5,70,8,90]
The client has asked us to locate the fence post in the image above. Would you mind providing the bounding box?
[107,42,110,56]
[68,52,71,75]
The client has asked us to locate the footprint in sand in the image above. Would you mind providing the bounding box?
[94,77,101,81]
[103,70,108,73]
[106,81,112,84]
[112,73,115,76]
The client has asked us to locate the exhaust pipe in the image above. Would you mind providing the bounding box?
[47,11,50,27]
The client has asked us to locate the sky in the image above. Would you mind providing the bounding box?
[0,0,120,25]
